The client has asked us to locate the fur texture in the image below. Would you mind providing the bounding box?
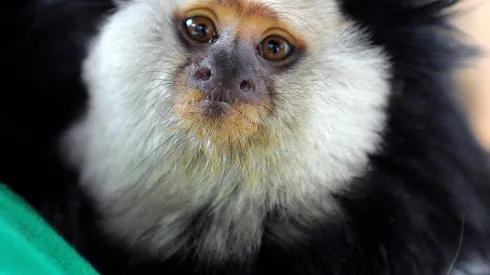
[63,0,390,263]
[1,0,490,274]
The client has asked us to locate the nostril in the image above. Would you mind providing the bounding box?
[239,80,255,93]
[196,67,212,81]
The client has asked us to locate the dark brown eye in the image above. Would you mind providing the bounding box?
[259,35,293,61]
[184,16,217,43]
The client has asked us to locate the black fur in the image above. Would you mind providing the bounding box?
[1,0,490,274]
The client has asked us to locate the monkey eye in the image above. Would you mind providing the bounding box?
[259,35,294,61]
[184,16,218,43]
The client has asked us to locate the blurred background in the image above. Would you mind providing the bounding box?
[454,0,490,150]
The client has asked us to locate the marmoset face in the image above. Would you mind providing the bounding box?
[80,0,389,163]
[64,0,391,260]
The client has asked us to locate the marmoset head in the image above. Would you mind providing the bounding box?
[76,0,389,183]
[65,0,391,259]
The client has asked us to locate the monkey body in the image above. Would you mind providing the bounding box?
[1,0,490,274]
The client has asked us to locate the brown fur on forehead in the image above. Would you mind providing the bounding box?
[174,0,308,47]
[196,0,279,20]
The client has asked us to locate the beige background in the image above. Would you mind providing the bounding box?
[454,0,490,149]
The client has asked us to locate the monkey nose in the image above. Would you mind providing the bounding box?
[189,64,263,105]
[239,79,255,93]
[196,67,211,81]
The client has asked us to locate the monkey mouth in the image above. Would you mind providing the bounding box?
[175,90,251,119]
[200,100,231,118]
[174,89,266,149]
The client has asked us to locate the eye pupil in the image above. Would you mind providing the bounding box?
[267,40,281,54]
[194,24,208,38]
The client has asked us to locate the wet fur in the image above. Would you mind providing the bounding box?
[1,0,490,275]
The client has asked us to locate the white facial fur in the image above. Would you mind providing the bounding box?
[62,0,391,263]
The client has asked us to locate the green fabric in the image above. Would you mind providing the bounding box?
[0,184,99,275]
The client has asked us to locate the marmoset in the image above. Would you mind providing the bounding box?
[1,0,490,274]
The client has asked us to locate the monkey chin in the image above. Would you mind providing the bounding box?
[174,89,270,152]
